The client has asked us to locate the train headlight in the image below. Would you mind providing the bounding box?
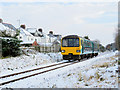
[76,50,80,52]
[61,50,65,53]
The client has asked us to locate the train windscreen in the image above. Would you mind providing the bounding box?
[62,38,79,47]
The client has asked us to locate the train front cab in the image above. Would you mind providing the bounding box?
[61,36,82,61]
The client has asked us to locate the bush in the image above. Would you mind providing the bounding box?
[1,38,22,57]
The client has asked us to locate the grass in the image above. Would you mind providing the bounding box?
[67,73,71,77]
[100,62,109,68]
[98,85,102,88]
[92,55,119,68]
[52,84,56,88]
[118,79,120,83]
[78,72,82,81]
[110,75,116,77]
[83,75,87,83]
[92,62,109,68]
[105,81,110,84]
[95,71,100,80]
[78,78,82,81]
[0,54,22,59]
[88,76,94,80]
[110,57,116,60]
[118,59,120,65]
[1,56,11,59]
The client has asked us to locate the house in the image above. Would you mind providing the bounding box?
[17,27,36,46]
[26,28,37,36]
[2,23,17,37]
[27,28,44,37]
[32,40,39,46]
[0,19,17,37]
[0,18,61,48]
[32,37,61,52]
[47,31,62,43]
[18,26,52,46]
[106,43,117,51]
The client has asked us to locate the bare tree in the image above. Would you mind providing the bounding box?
[115,28,120,51]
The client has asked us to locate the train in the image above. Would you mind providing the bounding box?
[61,35,99,61]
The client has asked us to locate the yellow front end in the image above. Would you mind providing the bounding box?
[61,38,82,55]
[61,47,81,55]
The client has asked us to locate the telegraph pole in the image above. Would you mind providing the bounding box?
[17,19,20,28]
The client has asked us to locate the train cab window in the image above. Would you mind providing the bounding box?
[62,38,79,47]
[62,39,68,47]
[74,39,79,46]
[68,39,79,47]
[68,39,73,46]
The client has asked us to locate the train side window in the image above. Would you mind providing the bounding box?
[84,41,87,47]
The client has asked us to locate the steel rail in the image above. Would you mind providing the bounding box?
[0,61,78,86]
[0,61,69,79]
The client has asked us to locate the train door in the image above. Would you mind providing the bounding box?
[81,39,84,54]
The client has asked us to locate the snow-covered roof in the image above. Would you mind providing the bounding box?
[38,42,53,47]
[26,28,37,33]
[2,23,16,31]
[37,31,44,37]
[21,41,33,44]
[0,36,14,39]
[53,40,61,44]
[0,23,6,31]
[19,28,33,36]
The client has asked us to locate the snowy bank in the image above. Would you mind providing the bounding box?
[0,51,119,88]
[0,49,62,75]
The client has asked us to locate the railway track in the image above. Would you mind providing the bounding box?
[0,61,69,79]
[0,60,80,86]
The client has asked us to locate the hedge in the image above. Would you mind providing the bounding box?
[1,38,22,57]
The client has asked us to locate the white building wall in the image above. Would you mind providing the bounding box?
[17,28,59,45]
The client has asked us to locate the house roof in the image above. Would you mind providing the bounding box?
[0,23,6,31]
[26,28,37,33]
[2,23,16,31]
[19,28,33,36]
[38,42,53,47]
[21,41,33,44]
[32,40,38,46]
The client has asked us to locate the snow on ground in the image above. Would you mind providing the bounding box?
[0,49,62,76]
[0,50,119,88]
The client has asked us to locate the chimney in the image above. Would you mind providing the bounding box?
[20,24,26,29]
[49,31,53,34]
[38,28,42,32]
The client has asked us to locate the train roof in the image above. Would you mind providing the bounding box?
[62,35,99,45]
[62,35,79,39]
[62,35,88,40]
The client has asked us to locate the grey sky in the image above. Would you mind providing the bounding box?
[0,2,118,46]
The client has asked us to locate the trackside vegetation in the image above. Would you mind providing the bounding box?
[0,29,22,57]
[2,38,22,57]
